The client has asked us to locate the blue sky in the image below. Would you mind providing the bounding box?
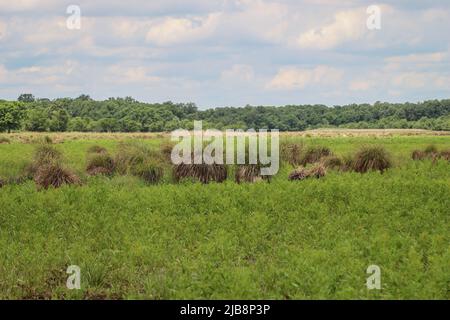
[0,0,449,108]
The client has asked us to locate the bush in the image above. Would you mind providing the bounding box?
[131,161,164,184]
[86,153,115,176]
[339,155,355,172]
[235,164,269,184]
[34,163,81,190]
[160,142,176,163]
[114,142,161,175]
[424,145,438,155]
[412,150,427,161]
[300,146,332,166]
[281,143,303,167]
[25,144,63,178]
[440,150,450,161]
[289,164,327,181]
[353,146,392,173]
[174,163,228,184]
[321,156,342,170]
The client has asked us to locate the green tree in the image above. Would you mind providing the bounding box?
[0,102,24,133]
[17,94,35,103]
[23,108,48,132]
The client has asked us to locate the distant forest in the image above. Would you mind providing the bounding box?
[1,94,450,132]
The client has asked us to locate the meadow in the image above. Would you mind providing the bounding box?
[0,130,449,299]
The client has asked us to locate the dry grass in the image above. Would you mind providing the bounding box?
[86,153,115,176]
[34,163,81,190]
[0,137,10,144]
[353,146,392,173]
[289,164,327,181]
[300,146,332,166]
[131,161,164,184]
[281,143,303,167]
[2,129,449,144]
[173,163,227,184]
[114,142,162,175]
[160,142,176,163]
[321,156,342,170]
[412,150,427,161]
[235,164,270,184]
[440,150,450,161]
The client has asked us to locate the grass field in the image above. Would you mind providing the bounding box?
[0,131,449,299]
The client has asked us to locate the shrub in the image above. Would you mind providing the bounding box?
[0,178,4,188]
[0,137,10,144]
[321,156,342,170]
[412,150,427,161]
[24,144,63,178]
[440,150,450,161]
[173,163,227,184]
[353,146,392,173]
[235,164,270,184]
[86,153,115,176]
[87,145,108,154]
[132,161,164,184]
[160,142,176,163]
[424,145,438,155]
[33,144,62,165]
[281,143,303,167]
[300,146,332,166]
[339,155,354,172]
[34,163,81,190]
[114,142,161,175]
[289,164,327,181]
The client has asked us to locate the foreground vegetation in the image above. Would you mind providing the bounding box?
[0,132,449,299]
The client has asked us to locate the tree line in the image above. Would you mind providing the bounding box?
[0,94,449,133]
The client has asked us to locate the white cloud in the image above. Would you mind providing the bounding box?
[268,65,343,90]
[297,8,367,50]
[105,65,161,84]
[146,13,221,46]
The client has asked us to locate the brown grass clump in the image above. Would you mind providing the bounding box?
[173,163,227,184]
[412,150,427,161]
[24,144,63,177]
[424,145,438,155]
[34,163,81,190]
[0,137,10,144]
[114,142,161,175]
[131,161,164,184]
[339,155,355,172]
[440,150,450,161]
[86,153,115,176]
[87,145,108,154]
[235,164,270,184]
[300,146,332,166]
[160,141,176,163]
[321,156,342,170]
[281,143,303,167]
[289,164,327,181]
[352,146,392,173]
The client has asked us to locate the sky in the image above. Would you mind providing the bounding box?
[0,0,449,109]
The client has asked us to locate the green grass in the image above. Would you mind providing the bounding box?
[0,135,449,299]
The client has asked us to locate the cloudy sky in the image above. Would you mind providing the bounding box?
[0,0,449,108]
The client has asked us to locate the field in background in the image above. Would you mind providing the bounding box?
[0,131,449,299]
